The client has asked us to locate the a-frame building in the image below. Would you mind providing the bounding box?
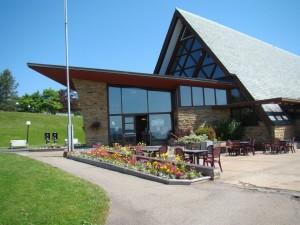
[28,9,300,146]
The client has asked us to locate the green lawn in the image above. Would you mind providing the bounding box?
[0,153,110,225]
[0,111,85,148]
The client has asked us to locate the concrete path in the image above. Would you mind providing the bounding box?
[218,151,300,192]
[11,150,300,225]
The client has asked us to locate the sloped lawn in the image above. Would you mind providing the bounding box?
[0,153,109,225]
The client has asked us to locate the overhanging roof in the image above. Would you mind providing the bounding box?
[27,63,233,91]
[213,97,300,109]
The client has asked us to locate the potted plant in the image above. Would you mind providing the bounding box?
[175,134,208,149]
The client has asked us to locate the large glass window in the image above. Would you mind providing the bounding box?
[204,88,215,105]
[110,116,122,143]
[122,88,147,114]
[231,107,259,126]
[108,86,173,145]
[179,86,227,107]
[148,91,171,113]
[168,26,226,80]
[216,89,227,105]
[149,114,172,140]
[109,87,121,114]
[230,89,246,103]
[110,87,171,114]
[192,87,204,106]
[180,86,192,106]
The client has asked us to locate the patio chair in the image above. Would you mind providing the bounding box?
[262,138,272,153]
[232,140,243,156]
[286,137,296,153]
[135,145,144,156]
[157,145,168,157]
[202,145,214,165]
[280,140,289,153]
[245,139,256,155]
[174,147,191,163]
[227,140,234,155]
[272,138,284,154]
[203,146,223,172]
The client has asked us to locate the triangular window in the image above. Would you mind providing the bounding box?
[182,28,193,40]
[168,26,226,80]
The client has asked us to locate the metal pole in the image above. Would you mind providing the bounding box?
[65,0,73,151]
[26,125,29,145]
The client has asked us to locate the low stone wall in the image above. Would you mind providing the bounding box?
[136,155,220,180]
[68,155,214,184]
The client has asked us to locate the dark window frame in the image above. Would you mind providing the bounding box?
[167,25,227,80]
[178,85,227,107]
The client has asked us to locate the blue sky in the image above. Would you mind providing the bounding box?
[1,0,299,96]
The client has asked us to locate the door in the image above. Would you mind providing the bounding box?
[123,116,136,145]
[136,115,149,145]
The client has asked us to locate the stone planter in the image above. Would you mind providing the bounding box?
[67,155,212,185]
[215,141,227,147]
[200,141,214,149]
[186,143,201,150]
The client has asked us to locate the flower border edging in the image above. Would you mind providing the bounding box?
[67,155,211,185]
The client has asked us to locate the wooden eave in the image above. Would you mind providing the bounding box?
[27,63,234,91]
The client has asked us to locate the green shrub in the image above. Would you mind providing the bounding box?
[214,119,244,140]
[194,127,216,140]
[175,134,208,145]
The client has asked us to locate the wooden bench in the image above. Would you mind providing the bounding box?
[64,138,81,146]
[10,140,28,149]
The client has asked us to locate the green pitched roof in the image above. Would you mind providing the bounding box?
[176,9,300,101]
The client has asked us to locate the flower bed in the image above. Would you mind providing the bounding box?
[69,145,211,185]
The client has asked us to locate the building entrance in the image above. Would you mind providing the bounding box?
[123,115,149,146]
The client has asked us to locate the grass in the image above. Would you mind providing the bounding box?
[0,111,85,148]
[0,153,110,225]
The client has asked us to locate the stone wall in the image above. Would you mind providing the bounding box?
[175,107,230,131]
[176,107,271,142]
[243,122,269,141]
[73,79,109,146]
[273,125,295,140]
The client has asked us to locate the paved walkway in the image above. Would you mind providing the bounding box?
[218,151,300,192]
[9,150,300,225]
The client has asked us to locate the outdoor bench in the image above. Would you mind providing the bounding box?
[64,138,81,146]
[10,140,28,149]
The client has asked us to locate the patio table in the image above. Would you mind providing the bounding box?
[141,147,160,157]
[184,149,208,164]
[239,141,250,155]
[278,139,290,153]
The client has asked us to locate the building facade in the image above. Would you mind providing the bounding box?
[28,9,300,147]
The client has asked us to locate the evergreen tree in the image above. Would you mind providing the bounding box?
[0,69,19,111]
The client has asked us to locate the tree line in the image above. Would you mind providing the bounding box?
[0,69,80,115]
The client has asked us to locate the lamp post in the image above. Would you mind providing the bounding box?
[26,121,31,145]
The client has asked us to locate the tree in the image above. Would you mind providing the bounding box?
[0,69,19,111]
[58,89,81,115]
[40,88,62,114]
[18,91,43,113]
